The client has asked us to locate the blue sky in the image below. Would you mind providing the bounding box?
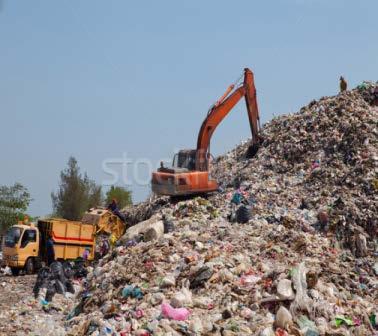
[0,0,377,216]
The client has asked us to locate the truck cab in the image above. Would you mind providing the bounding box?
[3,223,39,275]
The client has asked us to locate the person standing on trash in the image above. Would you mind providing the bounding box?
[107,198,126,223]
[231,183,248,207]
[99,237,110,258]
[107,198,118,212]
[340,76,347,92]
[231,189,244,207]
[46,233,55,266]
[229,188,244,222]
[82,247,90,266]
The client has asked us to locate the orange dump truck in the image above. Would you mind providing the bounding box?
[3,218,95,275]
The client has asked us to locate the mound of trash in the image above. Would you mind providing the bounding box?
[212,82,378,249]
[66,83,378,336]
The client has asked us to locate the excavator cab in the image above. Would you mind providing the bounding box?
[152,149,218,196]
[172,150,196,171]
[156,150,197,174]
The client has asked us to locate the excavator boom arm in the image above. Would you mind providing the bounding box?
[243,68,261,145]
[195,68,261,171]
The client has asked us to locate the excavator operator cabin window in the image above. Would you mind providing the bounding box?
[178,152,196,170]
[172,154,179,168]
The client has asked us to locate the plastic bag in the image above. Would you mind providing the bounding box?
[275,306,293,329]
[122,285,143,299]
[297,315,319,335]
[171,283,192,308]
[236,205,251,223]
[335,315,353,327]
[369,313,377,328]
[109,234,117,247]
[290,263,313,318]
[161,302,190,321]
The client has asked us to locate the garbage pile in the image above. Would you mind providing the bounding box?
[66,83,377,335]
[212,81,378,251]
[123,197,170,226]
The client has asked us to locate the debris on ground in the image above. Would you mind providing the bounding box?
[65,83,378,335]
[0,275,77,336]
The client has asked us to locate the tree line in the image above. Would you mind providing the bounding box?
[0,157,132,233]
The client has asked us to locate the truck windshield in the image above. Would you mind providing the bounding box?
[5,227,23,247]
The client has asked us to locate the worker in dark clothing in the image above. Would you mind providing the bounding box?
[107,198,126,223]
[46,233,55,266]
[340,76,347,92]
[107,198,118,212]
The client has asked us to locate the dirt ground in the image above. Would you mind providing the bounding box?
[0,273,73,336]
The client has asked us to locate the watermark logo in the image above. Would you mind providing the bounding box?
[101,152,175,186]
[101,148,212,190]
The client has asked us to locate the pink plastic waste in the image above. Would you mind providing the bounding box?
[135,308,144,319]
[161,302,190,321]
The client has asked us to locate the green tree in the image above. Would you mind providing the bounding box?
[51,157,103,220]
[105,185,132,210]
[0,183,32,233]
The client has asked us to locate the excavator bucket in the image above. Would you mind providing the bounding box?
[246,141,260,159]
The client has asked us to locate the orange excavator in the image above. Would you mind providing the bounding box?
[151,68,262,196]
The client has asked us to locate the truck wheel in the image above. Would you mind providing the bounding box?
[34,258,42,271]
[25,258,35,275]
[11,267,20,276]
